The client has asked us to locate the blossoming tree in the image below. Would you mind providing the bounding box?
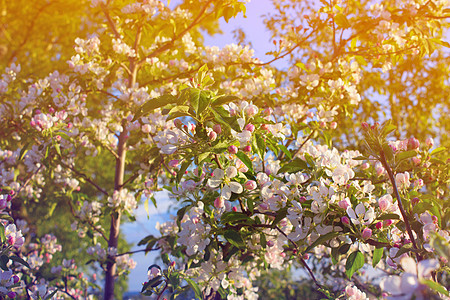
[0,0,449,299]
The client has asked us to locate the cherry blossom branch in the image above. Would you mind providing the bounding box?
[67,199,109,242]
[100,3,121,39]
[291,130,315,161]
[379,151,420,258]
[138,0,214,66]
[116,247,161,257]
[62,163,109,196]
[274,226,323,290]
[10,165,43,202]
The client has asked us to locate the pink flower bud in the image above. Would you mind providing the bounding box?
[261,124,269,131]
[341,216,350,225]
[170,261,176,267]
[232,207,237,212]
[338,200,350,209]
[376,222,383,229]
[7,235,15,246]
[168,160,180,168]
[303,253,309,260]
[12,275,19,284]
[142,124,151,133]
[55,135,61,141]
[263,108,273,116]
[411,197,420,206]
[267,240,274,247]
[361,228,372,240]
[245,180,257,190]
[307,111,314,118]
[67,123,73,129]
[49,107,55,114]
[244,123,255,132]
[361,122,369,130]
[361,162,370,170]
[412,157,420,165]
[7,292,16,299]
[213,124,222,134]
[228,145,238,154]
[299,196,307,203]
[126,114,133,122]
[214,196,224,209]
[376,166,385,177]
[30,120,36,127]
[243,145,252,152]
[330,122,337,129]
[407,137,420,150]
[371,122,379,130]
[319,121,326,128]
[425,137,434,148]
[383,219,393,227]
[208,131,217,141]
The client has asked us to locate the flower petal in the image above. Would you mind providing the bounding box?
[226,166,238,178]
[228,182,243,194]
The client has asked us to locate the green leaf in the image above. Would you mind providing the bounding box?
[185,277,202,299]
[430,146,446,156]
[189,88,210,116]
[235,151,253,172]
[377,213,401,221]
[305,231,341,253]
[134,94,178,121]
[278,144,292,159]
[277,158,308,174]
[224,230,244,248]
[334,13,350,28]
[167,105,191,121]
[372,247,383,267]
[0,255,9,271]
[271,207,288,228]
[177,157,192,184]
[421,279,449,296]
[19,143,30,161]
[212,95,239,107]
[221,212,252,225]
[0,224,5,243]
[345,251,365,279]
[255,133,266,159]
[396,150,417,163]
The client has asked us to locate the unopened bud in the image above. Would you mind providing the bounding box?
[407,137,420,150]
[228,145,238,154]
[267,240,274,247]
[299,196,307,203]
[412,157,420,165]
[361,228,372,240]
[361,122,369,130]
[411,197,420,206]
[208,131,217,141]
[376,222,383,229]
[213,124,222,134]
[244,123,255,132]
[243,145,252,152]
[214,196,224,209]
[341,216,350,225]
[425,137,434,148]
[383,219,393,227]
[338,200,350,209]
[330,122,337,129]
[245,180,257,190]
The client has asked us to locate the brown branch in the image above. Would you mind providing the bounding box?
[62,163,109,196]
[379,151,420,260]
[116,247,160,257]
[291,130,315,161]
[100,3,121,39]
[10,165,43,202]
[275,226,323,290]
[67,199,108,242]
[137,0,215,66]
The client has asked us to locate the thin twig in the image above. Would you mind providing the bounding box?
[67,199,109,242]
[291,130,315,161]
[101,3,121,39]
[62,163,109,196]
[116,247,161,257]
[379,151,420,260]
[275,226,323,290]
